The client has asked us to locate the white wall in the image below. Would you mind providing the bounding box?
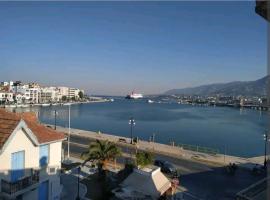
[0,126,63,200]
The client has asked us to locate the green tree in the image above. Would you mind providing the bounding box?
[62,96,67,102]
[81,139,121,175]
[135,151,153,167]
[78,91,84,99]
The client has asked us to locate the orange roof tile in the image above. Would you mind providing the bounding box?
[0,109,66,149]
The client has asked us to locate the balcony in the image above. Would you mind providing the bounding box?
[1,170,39,195]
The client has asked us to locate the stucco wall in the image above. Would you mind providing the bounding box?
[0,126,63,200]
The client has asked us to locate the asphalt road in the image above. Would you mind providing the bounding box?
[63,135,266,200]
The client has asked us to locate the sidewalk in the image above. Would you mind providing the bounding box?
[56,126,264,169]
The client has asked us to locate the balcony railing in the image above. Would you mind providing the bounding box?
[1,170,39,195]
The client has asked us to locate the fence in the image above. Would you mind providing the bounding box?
[177,143,219,155]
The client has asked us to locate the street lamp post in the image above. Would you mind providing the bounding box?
[54,110,58,130]
[129,117,135,144]
[76,166,81,200]
[152,133,156,143]
[67,104,71,160]
[263,132,269,168]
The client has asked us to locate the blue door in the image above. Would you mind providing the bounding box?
[38,181,49,200]
[39,145,49,167]
[11,151,25,182]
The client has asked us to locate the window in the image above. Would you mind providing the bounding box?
[39,144,49,167]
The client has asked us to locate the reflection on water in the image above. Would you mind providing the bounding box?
[10,99,269,158]
[10,105,80,120]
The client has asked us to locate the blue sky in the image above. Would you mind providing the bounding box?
[0,1,267,95]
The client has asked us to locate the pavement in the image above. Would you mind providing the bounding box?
[55,126,265,169]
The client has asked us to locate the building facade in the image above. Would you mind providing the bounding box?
[39,87,60,103]
[0,110,66,200]
[0,92,14,103]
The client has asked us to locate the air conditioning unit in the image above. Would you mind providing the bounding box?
[48,167,57,174]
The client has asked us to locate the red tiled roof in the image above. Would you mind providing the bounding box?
[0,109,66,149]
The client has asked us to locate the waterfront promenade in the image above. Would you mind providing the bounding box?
[56,125,267,199]
[54,126,264,168]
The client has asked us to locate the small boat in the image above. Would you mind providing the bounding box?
[41,103,50,107]
[110,99,114,102]
[51,103,58,106]
[63,103,71,106]
[16,104,22,108]
[147,99,154,103]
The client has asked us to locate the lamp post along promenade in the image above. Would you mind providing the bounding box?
[129,117,135,144]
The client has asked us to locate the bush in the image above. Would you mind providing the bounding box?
[136,151,153,167]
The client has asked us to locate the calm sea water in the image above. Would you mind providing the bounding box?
[12,98,269,158]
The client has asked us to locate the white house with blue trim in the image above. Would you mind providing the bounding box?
[0,109,66,200]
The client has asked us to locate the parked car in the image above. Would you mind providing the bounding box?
[163,161,178,174]
[154,159,165,167]
[118,138,127,143]
[154,159,178,175]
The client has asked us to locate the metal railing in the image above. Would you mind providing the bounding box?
[1,170,39,195]
[177,143,219,155]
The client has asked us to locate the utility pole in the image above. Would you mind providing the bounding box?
[129,117,135,144]
[76,166,81,200]
[263,132,269,168]
[224,145,227,164]
[152,133,156,143]
[68,104,71,160]
[54,110,57,130]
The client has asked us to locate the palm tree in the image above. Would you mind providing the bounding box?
[81,139,121,175]
[135,151,153,168]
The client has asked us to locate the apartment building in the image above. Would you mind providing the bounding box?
[0,109,66,200]
[57,87,69,98]
[68,88,83,99]
[14,85,40,104]
[0,80,85,103]
[0,91,14,103]
[39,87,60,103]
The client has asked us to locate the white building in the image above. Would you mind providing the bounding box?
[14,85,40,104]
[1,81,13,87]
[0,109,66,200]
[14,93,25,104]
[68,88,83,100]
[68,88,79,99]
[0,91,14,103]
[39,87,60,103]
[57,87,69,97]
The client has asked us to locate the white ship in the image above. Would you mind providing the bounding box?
[125,91,143,99]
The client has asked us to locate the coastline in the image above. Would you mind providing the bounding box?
[0,99,110,108]
[53,125,264,168]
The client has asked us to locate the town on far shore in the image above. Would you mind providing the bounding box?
[0,80,107,107]
[154,94,269,111]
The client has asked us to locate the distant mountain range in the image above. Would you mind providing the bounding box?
[165,76,269,96]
